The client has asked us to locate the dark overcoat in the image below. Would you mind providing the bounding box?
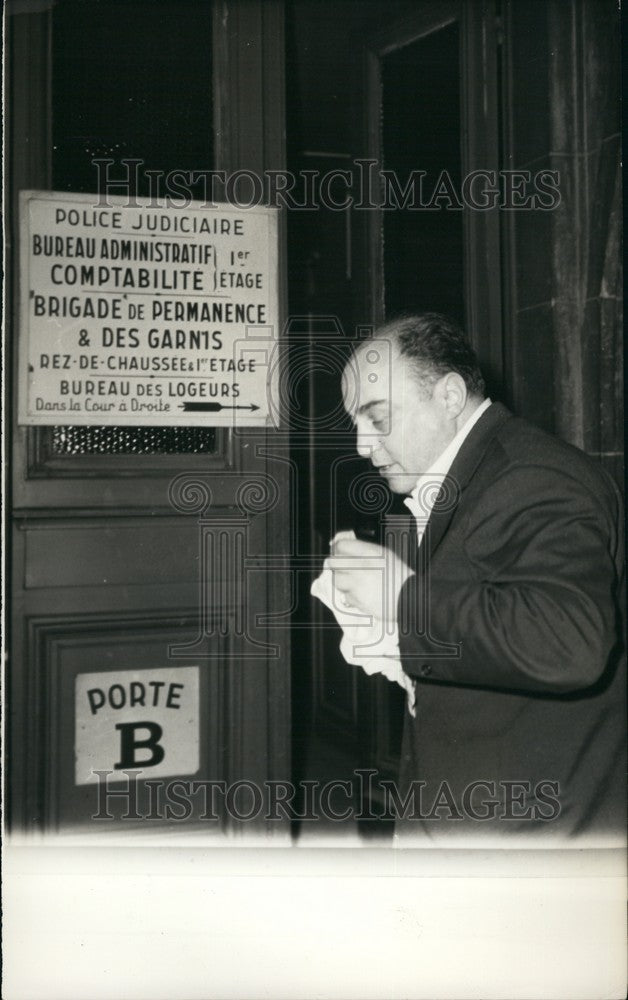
[396,402,625,841]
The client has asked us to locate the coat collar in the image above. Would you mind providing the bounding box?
[423,401,513,562]
[443,401,512,493]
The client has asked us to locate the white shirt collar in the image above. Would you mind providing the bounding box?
[404,397,492,516]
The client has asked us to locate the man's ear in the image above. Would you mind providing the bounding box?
[439,372,468,418]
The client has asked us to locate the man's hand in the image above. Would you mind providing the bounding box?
[327,531,414,622]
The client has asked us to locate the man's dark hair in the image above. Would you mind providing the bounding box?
[365,312,486,399]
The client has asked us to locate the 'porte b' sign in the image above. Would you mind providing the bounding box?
[75,666,200,786]
[19,190,279,427]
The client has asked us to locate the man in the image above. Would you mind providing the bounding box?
[329,313,625,842]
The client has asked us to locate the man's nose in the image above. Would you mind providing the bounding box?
[356,427,377,460]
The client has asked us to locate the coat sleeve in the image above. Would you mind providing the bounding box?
[397,463,621,694]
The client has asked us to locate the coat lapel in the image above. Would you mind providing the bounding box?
[424,402,513,564]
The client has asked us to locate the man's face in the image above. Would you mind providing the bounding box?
[342,343,457,494]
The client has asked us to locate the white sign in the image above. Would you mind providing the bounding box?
[75,666,200,785]
[19,191,279,426]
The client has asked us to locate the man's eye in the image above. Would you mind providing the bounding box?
[372,419,386,431]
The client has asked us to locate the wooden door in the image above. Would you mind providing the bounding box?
[7,0,291,835]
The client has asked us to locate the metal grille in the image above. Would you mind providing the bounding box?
[52,426,217,455]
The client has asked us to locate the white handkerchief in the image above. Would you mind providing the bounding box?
[311,531,416,716]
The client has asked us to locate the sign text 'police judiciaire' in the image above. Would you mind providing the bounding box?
[19,192,279,425]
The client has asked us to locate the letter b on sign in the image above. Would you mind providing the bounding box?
[115,721,165,769]
[75,667,199,785]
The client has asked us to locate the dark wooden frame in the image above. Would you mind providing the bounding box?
[363,0,503,375]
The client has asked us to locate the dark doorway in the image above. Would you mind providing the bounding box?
[382,22,464,322]
[286,0,471,840]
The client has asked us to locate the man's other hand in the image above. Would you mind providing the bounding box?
[327,532,414,622]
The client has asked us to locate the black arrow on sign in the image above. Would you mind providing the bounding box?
[178,402,261,412]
